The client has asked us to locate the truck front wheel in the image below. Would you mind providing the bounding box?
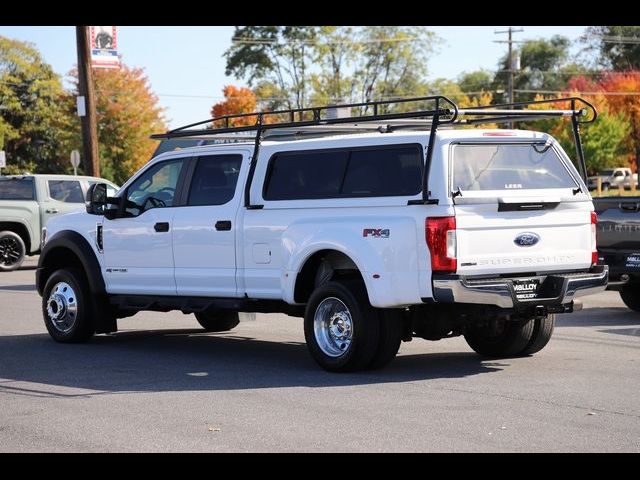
[304,280,380,372]
[464,317,535,358]
[42,268,95,343]
[194,310,240,332]
[0,231,26,272]
[620,284,640,312]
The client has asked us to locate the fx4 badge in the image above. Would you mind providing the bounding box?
[363,228,390,238]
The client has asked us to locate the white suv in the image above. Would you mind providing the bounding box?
[36,96,608,372]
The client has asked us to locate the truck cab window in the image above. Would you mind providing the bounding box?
[125,159,185,216]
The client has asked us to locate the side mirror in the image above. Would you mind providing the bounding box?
[86,183,107,215]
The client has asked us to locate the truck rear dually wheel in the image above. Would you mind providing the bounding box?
[464,317,535,358]
[620,285,640,312]
[304,279,380,372]
[0,231,26,272]
[519,315,555,355]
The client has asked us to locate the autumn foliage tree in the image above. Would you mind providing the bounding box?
[63,64,166,184]
[210,85,257,126]
[0,36,68,174]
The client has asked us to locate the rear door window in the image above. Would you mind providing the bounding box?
[48,180,84,203]
[0,177,35,200]
[452,143,577,192]
[187,154,243,206]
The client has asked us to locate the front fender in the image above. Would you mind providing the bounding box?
[36,230,105,297]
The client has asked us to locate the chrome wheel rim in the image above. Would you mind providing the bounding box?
[313,297,353,358]
[46,282,78,333]
[0,236,23,267]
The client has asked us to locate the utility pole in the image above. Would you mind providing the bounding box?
[494,27,523,128]
[75,26,100,178]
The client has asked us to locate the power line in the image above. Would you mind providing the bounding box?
[231,35,431,46]
[582,34,640,45]
[515,89,640,96]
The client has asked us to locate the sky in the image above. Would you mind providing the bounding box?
[0,25,588,129]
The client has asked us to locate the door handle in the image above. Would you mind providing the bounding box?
[45,208,59,214]
[154,222,170,232]
[215,220,232,231]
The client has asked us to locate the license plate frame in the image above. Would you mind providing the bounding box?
[625,253,640,268]
[512,278,541,301]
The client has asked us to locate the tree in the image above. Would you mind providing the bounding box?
[598,71,640,171]
[64,65,166,184]
[225,26,438,113]
[0,36,68,174]
[309,26,357,106]
[584,26,640,71]
[225,26,318,110]
[458,70,494,96]
[211,85,257,126]
[354,26,436,110]
[493,35,574,101]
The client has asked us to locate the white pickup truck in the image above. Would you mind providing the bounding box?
[35,96,608,372]
[587,167,638,191]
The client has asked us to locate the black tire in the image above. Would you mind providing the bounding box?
[42,268,95,343]
[519,315,555,355]
[0,230,26,272]
[464,318,535,358]
[304,279,380,372]
[620,285,640,312]
[368,309,403,370]
[194,310,240,332]
[601,183,610,192]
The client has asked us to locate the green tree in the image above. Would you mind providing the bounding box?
[0,36,67,174]
[354,26,436,111]
[225,26,318,110]
[458,70,494,96]
[64,65,166,184]
[225,26,438,113]
[493,35,574,101]
[309,26,357,106]
[557,109,630,175]
[584,26,640,71]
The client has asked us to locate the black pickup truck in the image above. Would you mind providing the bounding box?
[594,197,640,311]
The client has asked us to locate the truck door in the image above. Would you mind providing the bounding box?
[102,157,188,295]
[172,152,247,297]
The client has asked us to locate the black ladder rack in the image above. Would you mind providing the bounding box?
[150,95,597,208]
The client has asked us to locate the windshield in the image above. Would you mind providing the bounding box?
[452,143,577,192]
[600,169,615,176]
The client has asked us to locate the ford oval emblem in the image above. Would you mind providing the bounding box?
[514,232,540,247]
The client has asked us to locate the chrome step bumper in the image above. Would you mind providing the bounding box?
[432,265,608,309]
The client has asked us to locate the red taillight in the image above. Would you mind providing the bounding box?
[426,216,457,273]
[591,211,598,266]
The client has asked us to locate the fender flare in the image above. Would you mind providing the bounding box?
[36,230,105,297]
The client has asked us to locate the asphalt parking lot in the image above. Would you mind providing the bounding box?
[0,256,638,452]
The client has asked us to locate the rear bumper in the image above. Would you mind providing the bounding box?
[432,265,608,309]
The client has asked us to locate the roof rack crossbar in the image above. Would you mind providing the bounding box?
[461,96,597,124]
[152,95,459,140]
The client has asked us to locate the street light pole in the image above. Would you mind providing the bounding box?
[75,26,100,178]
